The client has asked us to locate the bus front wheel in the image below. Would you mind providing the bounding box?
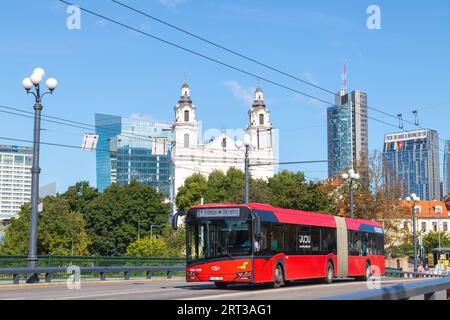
[272,264,285,288]
[325,261,334,284]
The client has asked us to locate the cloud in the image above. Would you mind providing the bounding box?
[301,72,319,86]
[96,19,109,28]
[223,81,255,106]
[129,113,154,121]
[158,0,187,8]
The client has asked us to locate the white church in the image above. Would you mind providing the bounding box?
[170,82,277,200]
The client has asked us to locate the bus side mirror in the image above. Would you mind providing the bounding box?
[254,215,261,237]
[171,211,186,231]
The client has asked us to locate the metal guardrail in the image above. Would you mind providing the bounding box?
[0,266,185,284]
[385,269,450,279]
[0,255,185,268]
[321,276,450,300]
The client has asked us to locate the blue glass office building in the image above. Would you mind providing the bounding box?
[444,140,450,196]
[327,91,369,177]
[95,114,172,195]
[383,129,440,200]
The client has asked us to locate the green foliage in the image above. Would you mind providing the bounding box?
[162,224,186,258]
[125,236,169,257]
[176,173,208,211]
[176,169,334,213]
[61,181,99,213]
[423,231,450,250]
[0,197,90,256]
[84,180,169,256]
[267,170,334,212]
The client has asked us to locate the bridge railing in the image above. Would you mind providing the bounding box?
[385,268,450,279]
[0,255,185,268]
[0,265,186,284]
[321,276,450,300]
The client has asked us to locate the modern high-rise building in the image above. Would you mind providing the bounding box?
[383,129,440,201]
[0,145,32,220]
[444,140,450,196]
[95,114,172,195]
[327,90,369,177]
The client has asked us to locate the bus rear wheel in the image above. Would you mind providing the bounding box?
[272,264,285,288]
[324,261,334,284]
[214,282,229,289]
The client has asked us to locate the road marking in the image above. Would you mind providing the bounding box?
[179,279,422,300]
[48,282,210,300]
[0,277,184,291]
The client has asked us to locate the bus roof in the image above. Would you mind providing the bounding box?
[191,203,383,230]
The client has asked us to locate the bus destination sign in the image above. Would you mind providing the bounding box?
[196,208,241,218]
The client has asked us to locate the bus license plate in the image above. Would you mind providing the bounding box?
[210,276,223,281]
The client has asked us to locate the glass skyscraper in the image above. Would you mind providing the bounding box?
[327,90,369,177]
[383,129,440,200]
[95,114,172,195]
[444,140,450,196]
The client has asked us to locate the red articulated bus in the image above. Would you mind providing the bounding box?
[172,203,385,289]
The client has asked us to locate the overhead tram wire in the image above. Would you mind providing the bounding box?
[111,0,446,136]
[0,104,282,154]
[56,0,406,135]
[0,105,165,144]
[111,0,336,95]
[0,135,335,168]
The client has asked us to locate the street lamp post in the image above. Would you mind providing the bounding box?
[22,68,58,283]
[341,169,360,219]
[236,135,251,205]
[406,193,420,273]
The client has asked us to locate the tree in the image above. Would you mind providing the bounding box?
[0,196,90,256]
[267,170,334,213]
[61,181,99,214]
[177,169,334,214]
[423,231,450,251]
[125,236,169,257]
[84,180,169,256]
[175,173,208,212]
[162,224,186,258]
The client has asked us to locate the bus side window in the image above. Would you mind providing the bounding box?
[285,224,297,254]
[311,227,321,253]
[258,222,270,254]
[271,224,284,252]
[322,228,336,254]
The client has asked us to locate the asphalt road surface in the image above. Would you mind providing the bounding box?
[0,277,444,300]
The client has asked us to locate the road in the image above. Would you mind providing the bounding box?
[0,277,444,300]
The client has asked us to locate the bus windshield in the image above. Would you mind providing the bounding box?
[187,219,251,263]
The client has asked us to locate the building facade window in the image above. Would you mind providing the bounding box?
[184,134,190,148]
[421,222,426,232]
[432,222,437,231]
[443,222,448,232]
[184,110,190,122]
[259,114,264,125]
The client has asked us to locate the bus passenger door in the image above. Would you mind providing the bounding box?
[334,217,348,278]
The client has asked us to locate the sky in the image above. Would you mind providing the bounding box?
[0,0,449,192]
